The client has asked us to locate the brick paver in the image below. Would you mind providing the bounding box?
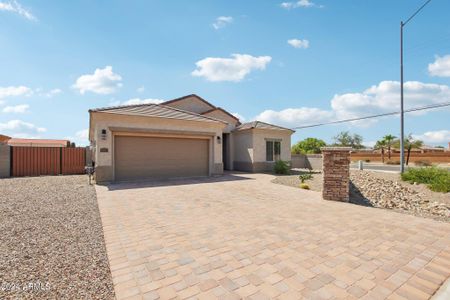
[95,173,450,299]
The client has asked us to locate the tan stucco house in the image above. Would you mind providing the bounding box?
[89,94,294,182]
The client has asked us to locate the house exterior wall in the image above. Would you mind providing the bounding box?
[202,110,239,133]
[0,144,10,178]
[232,129,292,172]
[90,112,225,182]
[164,96,214,114]
[251,129,292,172]
[232,130,254,172]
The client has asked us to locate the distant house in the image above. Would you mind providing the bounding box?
[7,138,70,147]
[89,94,294,182]
[0,134,11,144]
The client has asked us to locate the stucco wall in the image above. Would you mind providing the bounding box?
[232,130,253,163]
[252,129,292,163]
[0,144,10,178]
[90,112,225,181]
[202,109,239,133]
[164,96,214,114]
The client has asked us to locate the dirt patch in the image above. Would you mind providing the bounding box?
[0,175,115,299]
[272,170,450,222]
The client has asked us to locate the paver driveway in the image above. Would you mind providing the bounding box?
[95,173,450,300]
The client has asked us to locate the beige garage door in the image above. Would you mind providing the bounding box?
[114,135,209,181]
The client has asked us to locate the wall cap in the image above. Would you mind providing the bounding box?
[321,147,353,151]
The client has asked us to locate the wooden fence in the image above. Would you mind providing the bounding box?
[11,147,86,177]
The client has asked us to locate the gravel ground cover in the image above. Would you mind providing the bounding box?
[272,169,450,222]
[0,175,115,299]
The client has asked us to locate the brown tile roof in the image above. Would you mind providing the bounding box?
[7,138,69,147]
[161,94,216,109]
[234,121,295,132]
[201,107,240,122]
[89,103,227,124]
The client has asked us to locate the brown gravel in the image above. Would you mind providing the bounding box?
[272,170,450,222]
[0,175,115,299]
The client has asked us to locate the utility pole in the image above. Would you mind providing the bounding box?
[399,0,432,173]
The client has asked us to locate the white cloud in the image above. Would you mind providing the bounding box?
[2,104,29,113]
[0,120,46,136]
[255,107,333,128]
[73,66,122,94]
[413,130,450,144]
[428,55,450,77]
[212,16,233,30]
[287,38,309,49]
[137,86,145,93]
[44,88,62,97]
[0,0,36,21]
[255,80,450,128]
[76,129,89,140]
[192,54,272,82]
[122,98,164,105]
[281,0,321,9]
[231,112,245,121]
[0,85,32,99]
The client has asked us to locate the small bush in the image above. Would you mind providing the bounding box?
[274,160,290,175]
[401,167,450,193]
[365,159,371,163]
[386,160,400,165]
[414,160,432,167]
[299,173,313,183]
[299,183,310,189]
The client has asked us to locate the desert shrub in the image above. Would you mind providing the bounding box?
[401,167,450,193]
[365,159,371,163]
[299,173,313,183]
[414,160,432,167]
[386,160,400,165]
[274,160,290,175]
[299,183,310,189]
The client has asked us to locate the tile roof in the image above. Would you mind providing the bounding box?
[234,121,295,132]
[89,103,227,124]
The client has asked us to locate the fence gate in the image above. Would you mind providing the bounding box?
[11,147,86,177]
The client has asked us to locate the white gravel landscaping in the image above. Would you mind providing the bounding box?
[0,175,115,299]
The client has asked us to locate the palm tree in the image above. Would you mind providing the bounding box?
[374,139,387,163]
[383,134,396,160]
[394,134,423,165]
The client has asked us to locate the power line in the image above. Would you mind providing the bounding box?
[290,101,450,130]
[403,0,432,26]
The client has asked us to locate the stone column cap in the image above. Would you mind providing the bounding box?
[320,147,353,151]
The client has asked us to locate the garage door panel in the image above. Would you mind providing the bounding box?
[114,136,209,181]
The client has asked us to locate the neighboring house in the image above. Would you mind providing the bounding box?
[0,134,11,144]
[89,94,294,182]
[7,138,70,147]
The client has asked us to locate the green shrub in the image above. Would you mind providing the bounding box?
[414,160,432,167]
[299,183,310,189]
[274,160,290,175]
[299,173,313,183]
[401,167,450,193]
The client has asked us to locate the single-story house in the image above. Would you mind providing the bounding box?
[89,94,294,182]
[7,138,70,147]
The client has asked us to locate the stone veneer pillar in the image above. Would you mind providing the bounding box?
[321,147,352,202]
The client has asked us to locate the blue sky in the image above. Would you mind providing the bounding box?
[0,0,449,147]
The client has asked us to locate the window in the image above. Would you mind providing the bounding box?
[266,140,281,161]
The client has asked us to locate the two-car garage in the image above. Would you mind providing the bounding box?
[113,135,210,182]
